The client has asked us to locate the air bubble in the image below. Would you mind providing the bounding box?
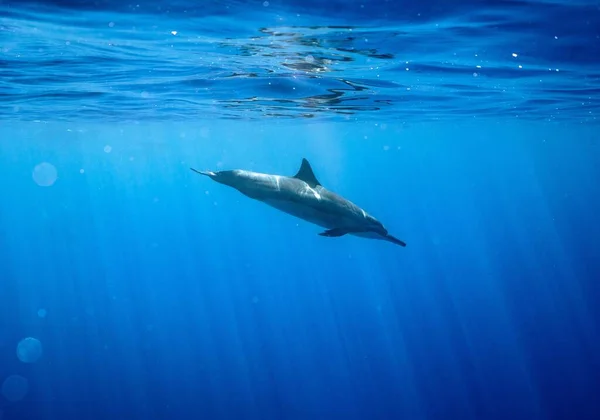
[32,162,57,187]
[1,375,29,402]
[16,337,43,363]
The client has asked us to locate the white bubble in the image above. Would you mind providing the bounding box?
[16,337,43,363]
[32,162,58,187]
[37,308,47,318]
[263,1,269,6]
[171,30,177,36]
[1,375,29,402]
[108,22,115,28]
[305,55,315,63]
[104,145,112,153]
[512,52,518,57]
[79,169,85,174]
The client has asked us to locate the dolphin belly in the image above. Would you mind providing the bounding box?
[261,198,349,229]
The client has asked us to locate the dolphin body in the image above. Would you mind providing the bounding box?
[190,158,406,247]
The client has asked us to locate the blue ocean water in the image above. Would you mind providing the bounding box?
[1,1,600,419]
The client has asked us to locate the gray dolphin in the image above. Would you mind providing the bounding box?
[190,158,406,247]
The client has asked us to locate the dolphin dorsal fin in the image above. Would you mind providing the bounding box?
[293,158,321,188]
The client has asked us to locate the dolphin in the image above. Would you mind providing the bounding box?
[190,158,406,247]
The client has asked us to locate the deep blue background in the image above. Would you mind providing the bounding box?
[1,120,599,419]
[1,0,600,418]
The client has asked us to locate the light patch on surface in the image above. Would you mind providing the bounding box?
[37,308,47,318]
[361,209,367,218]
[16,337,43,363]
[32,162,57,187]
[306,185,321,199]
[104,145,112,153]
[1,375,28,402]
[274,175,281,191]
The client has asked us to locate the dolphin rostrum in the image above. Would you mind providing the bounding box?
[190,158,406,247]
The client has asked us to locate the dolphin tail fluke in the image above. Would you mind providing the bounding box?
[384,234,406,247]
[190,168,216,177]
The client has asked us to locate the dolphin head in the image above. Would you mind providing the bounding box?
[364,214,388,234]
[359,214,406,246]
[190,168,263,196]
[194,168,254,187]
[202,169,243,185]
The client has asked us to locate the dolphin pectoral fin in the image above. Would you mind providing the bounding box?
[384,234,407,247]
[318,228,351,237]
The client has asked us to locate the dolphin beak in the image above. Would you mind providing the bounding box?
[190,168,216,178]
[384,234,406,247]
